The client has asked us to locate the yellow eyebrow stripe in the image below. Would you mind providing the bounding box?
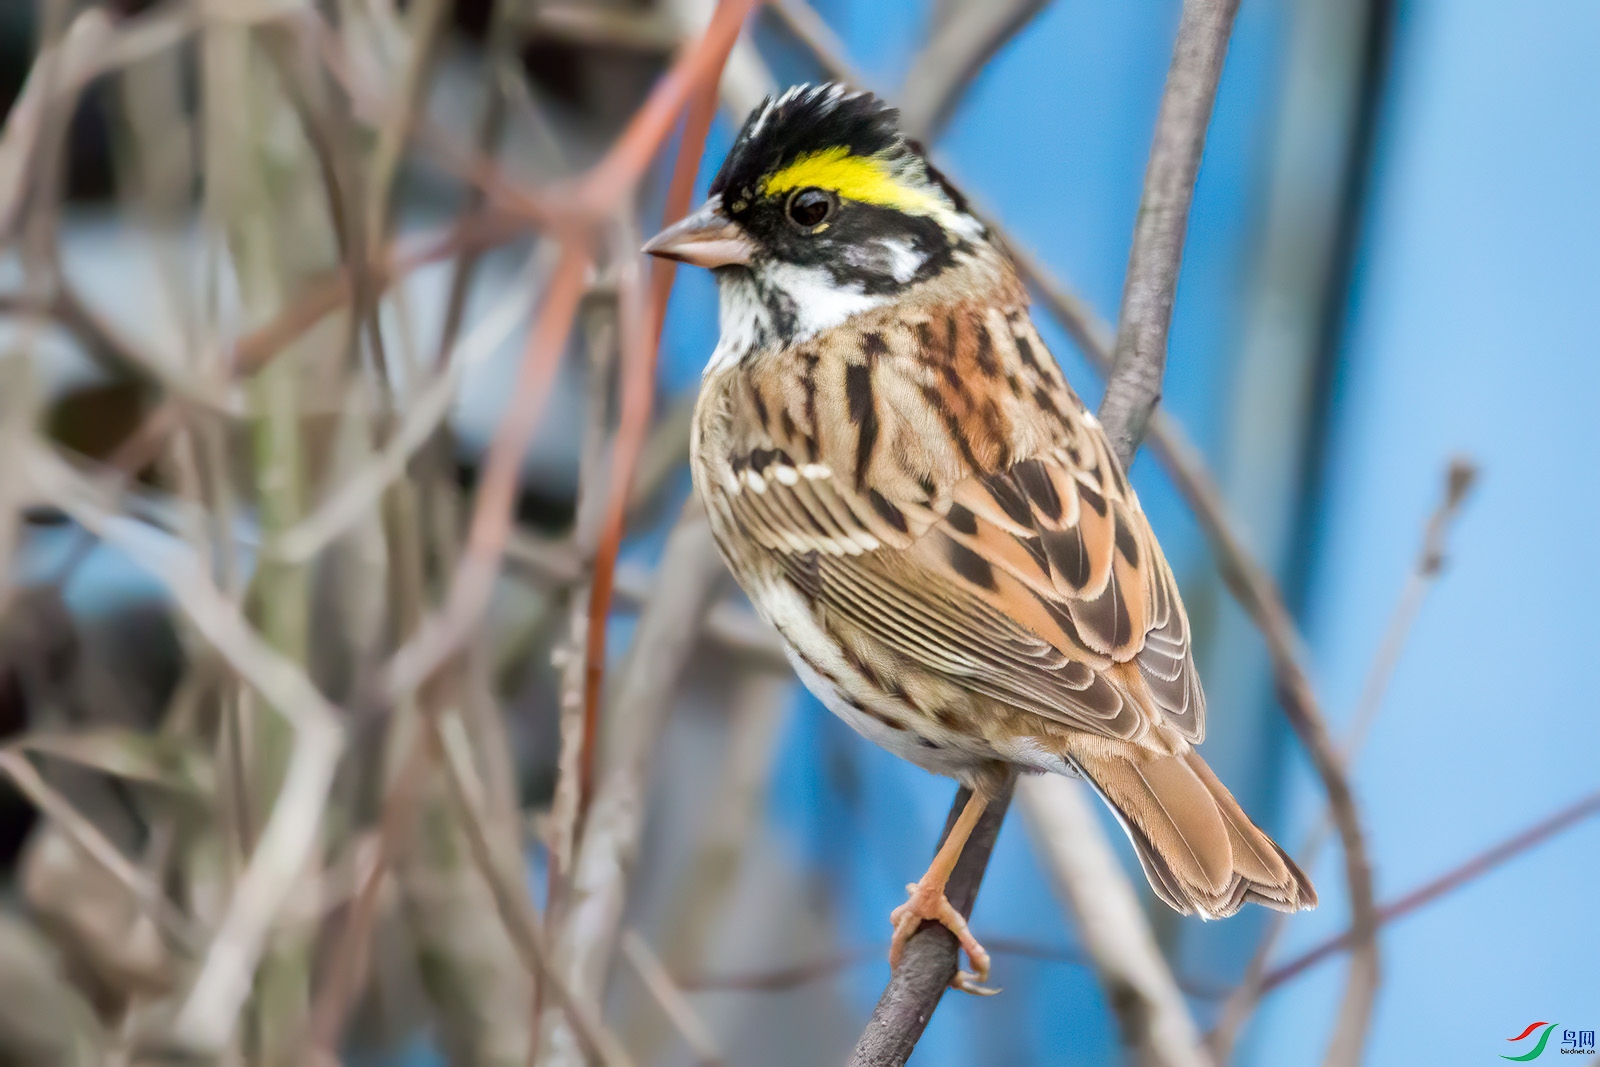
[760,146,945,216]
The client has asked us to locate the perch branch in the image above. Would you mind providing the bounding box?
[850,2,1237,1062]
[848,777,1015,1066]
[1097,0,1239,466]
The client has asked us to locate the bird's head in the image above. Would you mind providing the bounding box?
[644,84,993,356]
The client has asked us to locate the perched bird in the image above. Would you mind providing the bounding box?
[644,84,1314,993]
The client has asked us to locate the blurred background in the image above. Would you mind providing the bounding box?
[0,0,1595,1065]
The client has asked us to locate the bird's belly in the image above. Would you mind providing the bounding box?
[743,573,995,779]
[785,650,984,777]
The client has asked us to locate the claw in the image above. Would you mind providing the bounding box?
[888,879,999,995]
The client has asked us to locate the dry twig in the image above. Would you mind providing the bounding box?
[620,929,727,1067]
[1019,775,1211,1067]
[896,0,1053,141]
[1208,457,1478,1058]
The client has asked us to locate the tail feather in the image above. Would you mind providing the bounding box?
[1071,744,1316,918]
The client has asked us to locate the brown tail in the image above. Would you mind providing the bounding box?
[1070,744,1316,918]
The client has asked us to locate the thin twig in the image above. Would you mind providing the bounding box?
[1097,0,1240,466]
[272,243,556,564]
[577,4,746,819]
[433,711,635,1067]
[380,240,591,704]
[1209,457,1478,1058]
[896,0,1053,141]
[1019,775,1211,1067]
[1258,785,1600,995]
[620,929,726,1067]
[537,505,729,1063]
[304,720,433,1057]
[24,445,346,1053]
[503,534,791,671]
[0,748,196,952]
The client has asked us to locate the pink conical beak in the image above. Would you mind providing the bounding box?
[642,196,754,268]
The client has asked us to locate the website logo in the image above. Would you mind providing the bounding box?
[1503,1022,1596,1060]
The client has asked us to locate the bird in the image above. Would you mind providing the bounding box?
[643,83,1315,994]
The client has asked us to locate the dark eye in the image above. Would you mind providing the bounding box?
[786,187,834,229]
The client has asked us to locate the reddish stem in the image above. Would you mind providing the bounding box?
[576,3,746,816]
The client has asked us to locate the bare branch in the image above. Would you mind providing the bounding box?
[434,712,635,1067]
[380,240,591,705]
[620,930,726,1067]
[897,0,1053,141]
[538,505,729,1063]
[1209,457,1477,1058]
[1260,786,1600,995]
[1097,0,1240,465]
[272,243,556,564]
[0,748,195,952]
[1019,775,1211,1067]
[847,775,1015,1067]
[22,444,346,1053]
[576,33,733,819]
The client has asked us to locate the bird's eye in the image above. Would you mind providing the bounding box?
[786,187,834,229]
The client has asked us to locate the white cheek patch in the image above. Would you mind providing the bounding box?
[761,261,891,340]
[880,237,926,283]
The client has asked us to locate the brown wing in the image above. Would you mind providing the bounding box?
[708,298,1204,744]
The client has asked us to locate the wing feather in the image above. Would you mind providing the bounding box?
[701,299,1205,743]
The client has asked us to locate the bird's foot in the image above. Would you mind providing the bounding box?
[888,878,999,996]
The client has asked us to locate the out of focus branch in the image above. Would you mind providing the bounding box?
[620,929,727,1067]
[434,712,634,1067]
[0,748,195,951]
[23,445,346,1053]
[1019,775,1210,1067]
[897,0,1053,141]
[537,506,729,1064]
[1259,785,1600,995]
[1209,457,1477,1058]
[849,3,1236,1063]
[503,534,790,671]
[577,8,742,818]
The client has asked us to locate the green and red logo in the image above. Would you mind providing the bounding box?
[1504,1023,1558,1061]
[1503,1022,1596,1060]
